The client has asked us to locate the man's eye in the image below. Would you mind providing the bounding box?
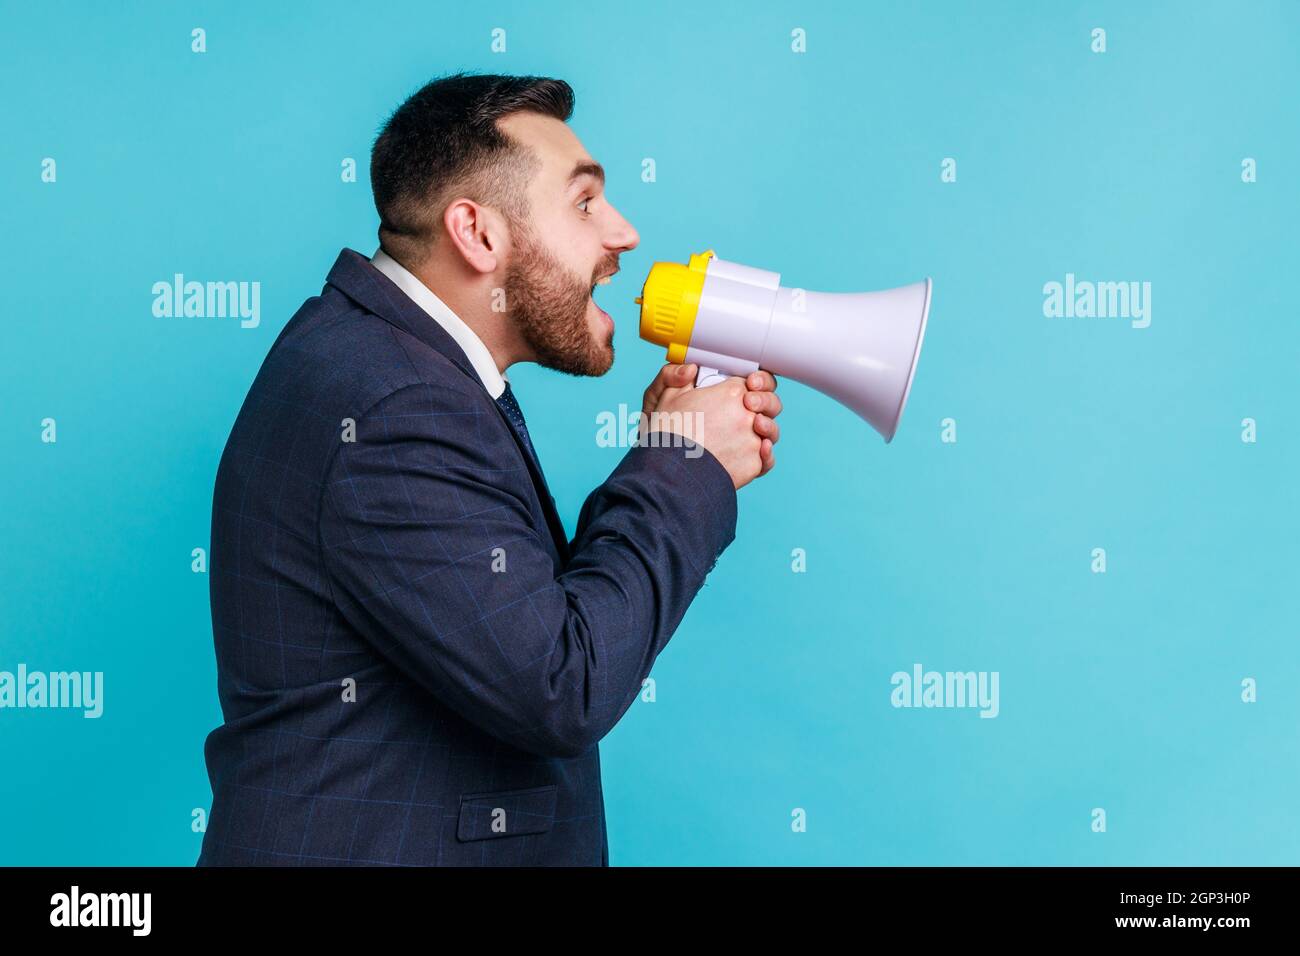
[577,197,591,214]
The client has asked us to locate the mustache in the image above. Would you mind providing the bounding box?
[591,257,620,284]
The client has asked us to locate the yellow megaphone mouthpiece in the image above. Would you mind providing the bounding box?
[635,250,715,365]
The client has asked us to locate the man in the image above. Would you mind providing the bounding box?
[197,72,783,866]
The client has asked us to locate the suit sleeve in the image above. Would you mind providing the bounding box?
[319,382,737,758]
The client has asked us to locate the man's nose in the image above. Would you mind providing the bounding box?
[605,204,639,252]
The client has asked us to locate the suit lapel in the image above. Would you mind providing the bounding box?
[325,248,572,564]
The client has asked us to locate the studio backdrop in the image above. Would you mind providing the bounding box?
[2,0,1296,865]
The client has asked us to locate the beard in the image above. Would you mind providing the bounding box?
[503,218,616,377]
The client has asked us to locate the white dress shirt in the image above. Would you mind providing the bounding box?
[370,247,508,399]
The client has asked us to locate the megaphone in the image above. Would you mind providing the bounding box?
[635,250,931,442]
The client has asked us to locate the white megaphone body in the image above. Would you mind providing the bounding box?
[635,250,931,442]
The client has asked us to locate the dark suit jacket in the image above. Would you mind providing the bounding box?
[196,248,737,866]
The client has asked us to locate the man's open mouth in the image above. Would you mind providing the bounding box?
[590,269,617,297]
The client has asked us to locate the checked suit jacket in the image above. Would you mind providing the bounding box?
[196,248,737,866]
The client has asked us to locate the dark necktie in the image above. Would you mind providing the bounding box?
[495,381,570,560]
[495,382,539,468]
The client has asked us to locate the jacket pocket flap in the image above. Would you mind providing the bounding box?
[457,785,558,842]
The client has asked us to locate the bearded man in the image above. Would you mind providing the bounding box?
[197,72,783,867]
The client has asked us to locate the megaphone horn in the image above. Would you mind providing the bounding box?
[635,250,931,442]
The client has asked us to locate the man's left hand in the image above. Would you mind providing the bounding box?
[640,363,783,476]
[742,370,782,476]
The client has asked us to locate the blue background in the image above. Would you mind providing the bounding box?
[2,0,1296,865]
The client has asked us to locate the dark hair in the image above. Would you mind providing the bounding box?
[370,71,574,267]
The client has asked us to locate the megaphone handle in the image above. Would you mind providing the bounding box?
[695,366,729,388]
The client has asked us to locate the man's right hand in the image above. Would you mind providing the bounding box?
[640,362,772,490]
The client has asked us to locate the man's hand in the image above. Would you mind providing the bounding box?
[640,363,784,489]
[742,369,781,477]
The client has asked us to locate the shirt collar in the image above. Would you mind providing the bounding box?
[370,247,508,399]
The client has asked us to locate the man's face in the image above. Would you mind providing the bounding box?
[496,112,639,376]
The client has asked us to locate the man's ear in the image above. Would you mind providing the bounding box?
[443,198,506,275]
